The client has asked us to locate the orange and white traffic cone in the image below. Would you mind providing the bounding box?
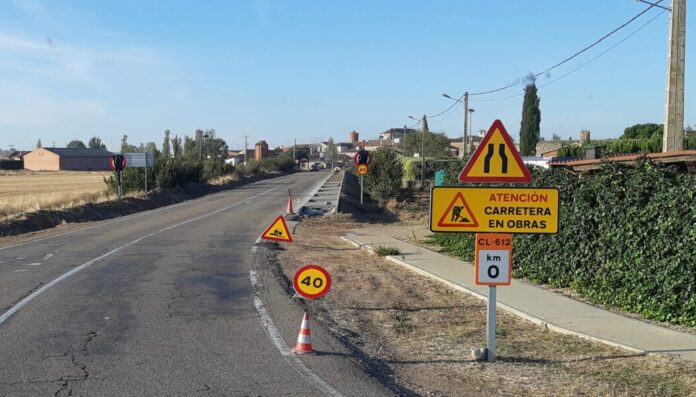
[286,189,294,214]
[291,312,314,354]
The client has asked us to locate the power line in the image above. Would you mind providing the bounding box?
[416,0,666,118]
[470,8,668,103]
[528,0,665,84]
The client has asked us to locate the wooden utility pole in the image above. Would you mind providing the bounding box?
[663,0,686,152]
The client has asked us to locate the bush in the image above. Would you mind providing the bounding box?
[362,147,403,202]
[433,159,696,326]
[375,245,401,256]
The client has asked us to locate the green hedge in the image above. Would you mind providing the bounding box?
[432,159,696,325]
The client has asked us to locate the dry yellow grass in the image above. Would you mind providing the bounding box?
[0,171,114,219]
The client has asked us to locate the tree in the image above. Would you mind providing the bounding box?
[121,135,137,152]
[36,139,42,148]
[519,76,541,156]
[171,135,182,157]
[163,130,171,158]
[324,137,337,167]
[294,146,310,160]
[66,139,86,149]
[622,123,663,140]
[551,133,561,141]
[363,147,403,202]
[402,130,452,158]
[88,136,107,150]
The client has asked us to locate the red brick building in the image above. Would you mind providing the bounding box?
[23,148,113,171]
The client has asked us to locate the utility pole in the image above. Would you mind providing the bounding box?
[421,114,429,189]
[293,138,296,160]
[469,108,475,148]
[463,92,470,157]
[243,136,248,165]
[198,130,202,162]
[663,0,686,152]
[403,125,407,151]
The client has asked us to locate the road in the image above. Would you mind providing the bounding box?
[0,171,392,396]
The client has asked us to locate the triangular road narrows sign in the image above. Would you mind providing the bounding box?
[459,119,532,183]
[261,215,293,243]
[437,192,479,228]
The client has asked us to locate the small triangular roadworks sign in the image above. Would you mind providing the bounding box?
[437,192,479,228]
[261,215,293,243]
[458,119,532,183]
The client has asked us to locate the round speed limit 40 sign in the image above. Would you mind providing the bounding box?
[475,233,512,286]
[293,264,332,299]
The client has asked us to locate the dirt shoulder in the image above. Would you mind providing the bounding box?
[275,215,696,397]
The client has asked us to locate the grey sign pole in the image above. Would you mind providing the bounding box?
[144,158,147,193]
[360,175,364,205]
[486,285,497,362]
[117,171,123,199]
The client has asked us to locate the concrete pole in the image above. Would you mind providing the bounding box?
[243,136,248,165]
[421,115,429,189]
[663,0,686,152]
[463,92,470,156]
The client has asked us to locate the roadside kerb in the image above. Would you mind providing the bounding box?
[341,231,696,362]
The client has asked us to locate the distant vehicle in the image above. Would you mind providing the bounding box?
[310,163,320,171]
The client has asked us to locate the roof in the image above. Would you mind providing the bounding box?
[362,140,382,147]
[43,148,113,157]
[381,128,417,135]
[549,150,696,171]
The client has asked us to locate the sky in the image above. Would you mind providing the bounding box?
[0,0,691,152]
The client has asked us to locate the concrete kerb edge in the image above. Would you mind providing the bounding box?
[296,171,337,210]
[341,233,646,356]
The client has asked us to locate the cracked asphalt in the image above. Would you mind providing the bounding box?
[0,171,392,396]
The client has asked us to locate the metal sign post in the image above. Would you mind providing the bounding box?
[117,171,123,199]
[475,233,512,363]
[360,175,364,205]
[486,286,497,362]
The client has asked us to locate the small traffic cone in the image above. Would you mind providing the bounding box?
[286,189,294,214]
[291,312,314,354]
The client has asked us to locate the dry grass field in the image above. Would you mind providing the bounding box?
[0,171,113,219]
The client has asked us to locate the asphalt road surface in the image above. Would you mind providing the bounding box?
[0,171,393,396]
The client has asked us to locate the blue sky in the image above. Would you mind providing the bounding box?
[0,0,690,151]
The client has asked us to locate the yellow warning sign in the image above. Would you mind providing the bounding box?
[458,119,531,183]
[357,164,368,175]
[430,187,559,234]
[436,192,479,228]
[261,215,293,242]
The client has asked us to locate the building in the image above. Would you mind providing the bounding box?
[379,127,417,143]
[348,131,359,144]
[362,139,383,151]
[0,149,29,170]
[23,148,113,171]
[255,141,269,161]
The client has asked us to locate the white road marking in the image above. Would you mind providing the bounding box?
[14,269,30,273]
[41,252,56,260]
[0,186,280,326]
[24,263,42,266]
[250,270,344,397]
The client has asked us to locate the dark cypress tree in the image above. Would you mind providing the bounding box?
[519,76,541,156]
